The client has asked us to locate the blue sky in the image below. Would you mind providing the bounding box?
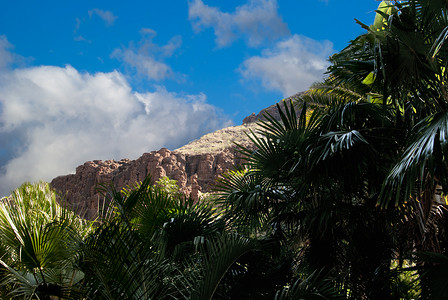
[0,0,380,196]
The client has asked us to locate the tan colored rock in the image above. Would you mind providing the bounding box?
[50,97,300,219]
[51,140,248,219]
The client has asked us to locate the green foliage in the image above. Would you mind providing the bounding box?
[390,260,421,299]
[155,175,183,196]
[412,252,448,299]
[217,248,294,299]
[216,2,448,297]
[0,181,92,299]
[185,233,261,300]
[4,1,448,299]
[80,175,272,299]
[79,219,175,299]
[275,270,345,300]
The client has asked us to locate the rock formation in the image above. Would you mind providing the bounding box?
[51,124,258,219]
[50,93,304,219]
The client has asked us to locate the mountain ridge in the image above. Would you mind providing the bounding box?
[50,93,303,219]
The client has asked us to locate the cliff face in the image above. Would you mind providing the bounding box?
[50,94,303,219]
[50,124,256,219]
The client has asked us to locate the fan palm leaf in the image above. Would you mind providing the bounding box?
[79,219,175,300]
[183,233,261,300]
[274,269,345,300]
[0,182,91,299]
[380,110,448,207]
[412,251,448,299]
[215,167,273,233]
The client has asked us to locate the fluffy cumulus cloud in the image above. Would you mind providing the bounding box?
[188,0,289,47]
[88,8,118,27]
[112,28,182,81]
[239,34,334,96]
[0,64,230,197]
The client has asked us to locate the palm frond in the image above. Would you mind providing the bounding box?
[215,167,272,233]
[0,182,90,299]
[97,174,153,223]
[413,251,448,299]
[185,233,261,300]
[159,197,225,259]
[275,269,345,300]
[302,83,369,107]
[315,130,370,163]
[79,219,174,300]
[379,110,448,207]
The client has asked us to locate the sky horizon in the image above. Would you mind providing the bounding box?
[0,0,380,196]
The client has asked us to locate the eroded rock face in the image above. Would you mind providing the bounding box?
[50,94,304,219]
[50,147,246,219]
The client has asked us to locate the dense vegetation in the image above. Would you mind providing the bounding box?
[2,0,448,298]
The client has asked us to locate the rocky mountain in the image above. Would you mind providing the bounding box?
[50,94,303,219]
[50,123,260,219]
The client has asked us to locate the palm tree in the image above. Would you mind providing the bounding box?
[327,0,448,257]
[0,175,294,299]
[79,175,287,300]
[216,93,407,298]
[0,181,92,299]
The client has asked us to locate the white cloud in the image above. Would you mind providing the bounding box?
[188,0,289,47]
[0,65,231,196]
[0,36,27,69]
[114,51,173,81]
[111,28,183,81]
[0,36,14,69]
[88,8,118,27]
[239,34,334,96]
[73,18,90,43]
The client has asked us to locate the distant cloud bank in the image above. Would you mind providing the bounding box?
[0,1,337,196]
[0,38,231,196]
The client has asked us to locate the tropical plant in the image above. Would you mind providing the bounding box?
[0,175,293,299]
[217,95,412,298]
[0,181,92,299]
[78,174,287,299]
[77,218,176,300]
[215,2,448,296]
[328,0,448,251]
[275,269,345,300]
